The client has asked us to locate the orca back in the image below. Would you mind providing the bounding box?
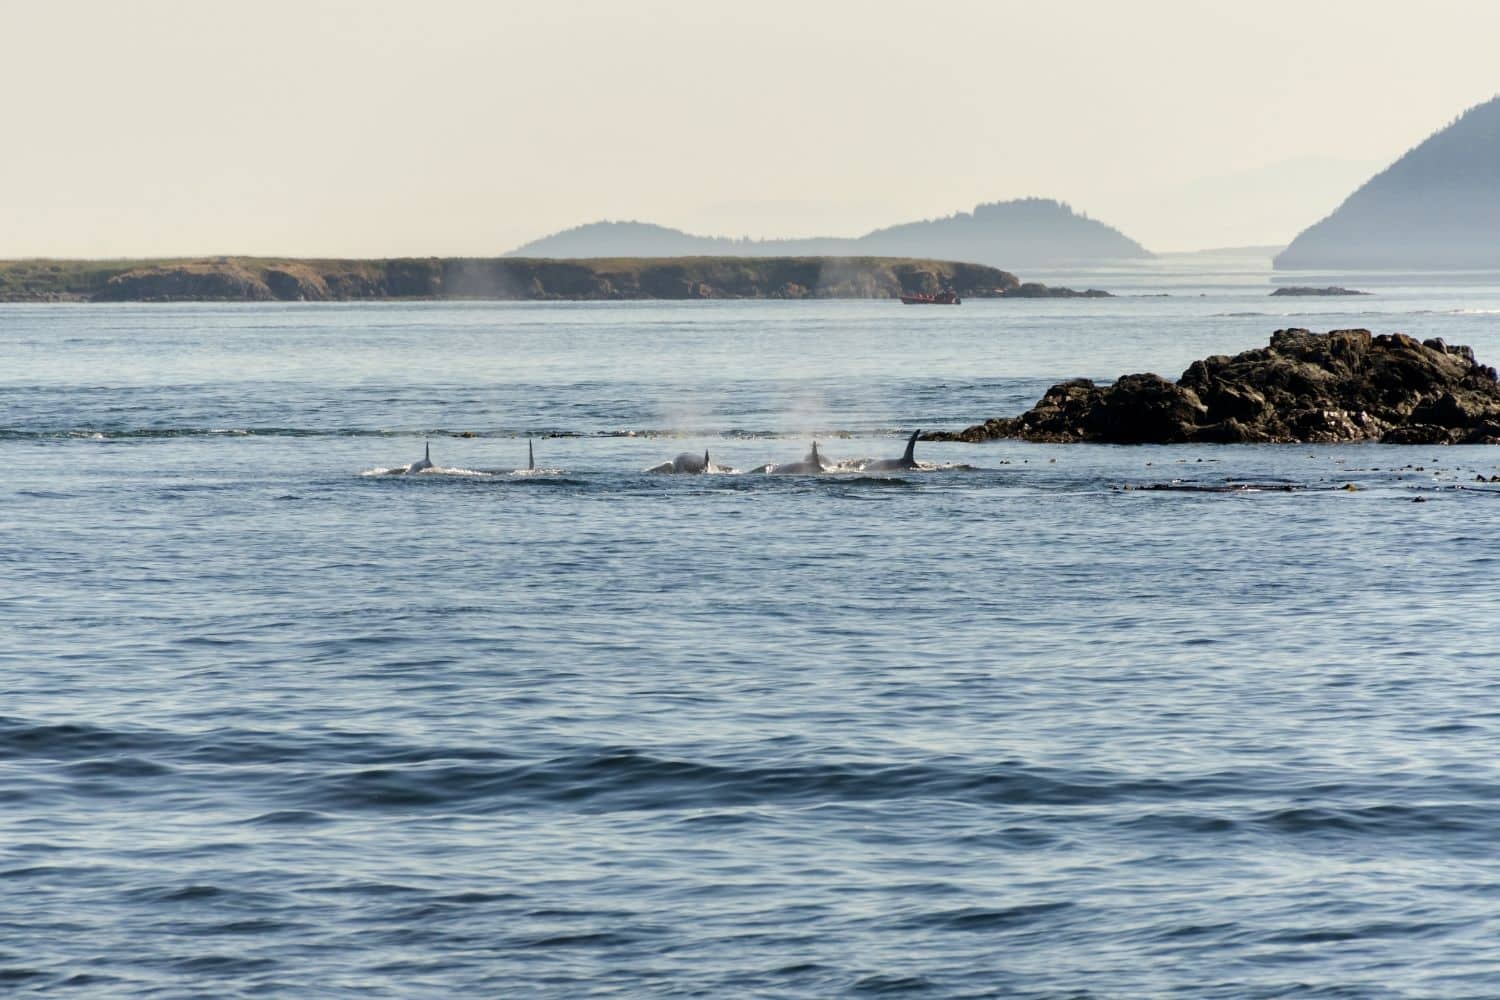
[670,451,708,473]
[409,439,434,472]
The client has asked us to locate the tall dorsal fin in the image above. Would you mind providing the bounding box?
[903,430,920,464]
[704,449,710,470]
[425,440,430,462]
[812,441,821,465]
[528,438,535,470]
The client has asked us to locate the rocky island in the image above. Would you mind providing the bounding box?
[0,256,1029,302]
[935,328,1500,445]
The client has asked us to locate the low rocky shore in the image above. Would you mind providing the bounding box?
[0,256,1037,302]
[934,328,1500,445]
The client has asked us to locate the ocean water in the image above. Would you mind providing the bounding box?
[5,262,1500,997]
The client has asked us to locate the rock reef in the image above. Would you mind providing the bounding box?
[1270,286,1368,297]
[1000,282,1111,298]
[936,329,1500,445]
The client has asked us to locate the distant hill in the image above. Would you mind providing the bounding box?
[508,199,1152,267]
[1275,96,1500,270]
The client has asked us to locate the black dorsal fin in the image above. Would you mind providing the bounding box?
[903,430,920,464]
[425,440,430,462]
[528,439,535,470]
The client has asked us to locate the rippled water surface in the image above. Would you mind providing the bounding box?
[6,264,1500,997]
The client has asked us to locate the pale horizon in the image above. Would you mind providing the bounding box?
[4,0,1497,258]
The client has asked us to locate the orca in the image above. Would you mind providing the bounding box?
[406,440,434,473]
[766,441,828,475]
[861,430,922,472]
[509,437,565,476]
[648,449,712,474]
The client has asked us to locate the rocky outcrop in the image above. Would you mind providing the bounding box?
[937,328,1500,445]
[1270,286,1368,297]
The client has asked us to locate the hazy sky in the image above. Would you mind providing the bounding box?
[4,0,1497,256]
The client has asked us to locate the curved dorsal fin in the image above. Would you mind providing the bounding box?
[528,438,535,470]
[903,430,920,464]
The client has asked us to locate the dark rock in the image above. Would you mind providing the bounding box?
[1413,391,1486,428]
[1085,374,1206,443]
[1461,423,1500,445]
[934,328,1500,445]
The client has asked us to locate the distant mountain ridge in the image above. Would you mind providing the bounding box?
[1276,95,1500,270]
[508,199,1152,267]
